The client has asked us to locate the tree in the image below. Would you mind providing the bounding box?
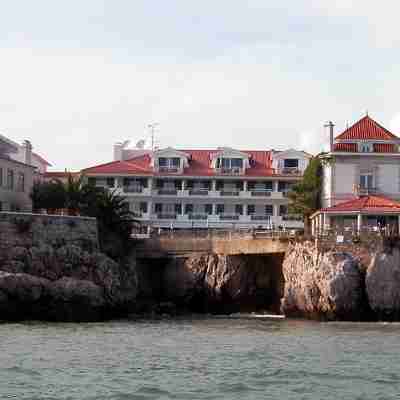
[64,174,86,215]
[81,188,137,258]
[288,156,323,234]
[30,180,66,213]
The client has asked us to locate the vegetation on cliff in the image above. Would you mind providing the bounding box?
[30,174,136,259]
[288,156,323,233]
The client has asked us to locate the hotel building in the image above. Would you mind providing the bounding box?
[82,144,311,229]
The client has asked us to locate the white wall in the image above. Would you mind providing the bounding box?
[378,164,400,194]
[334,163,357,194]
[322,163,332,208]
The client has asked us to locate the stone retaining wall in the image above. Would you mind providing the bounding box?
[0,212,98,252]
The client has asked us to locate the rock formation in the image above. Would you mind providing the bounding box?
[281,242,365,320]
[161,253,284,314]
[0,244,137,321]
[366,247,400,321]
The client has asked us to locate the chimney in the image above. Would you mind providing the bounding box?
[113,142,123,161]
[324,121,335,152]
[22,140,33,165]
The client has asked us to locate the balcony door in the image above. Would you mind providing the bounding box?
[360,173,373,190]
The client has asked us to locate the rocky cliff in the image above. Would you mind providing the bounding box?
[0,244,137,321]
[281,240,400,321]
[281,242,366,320]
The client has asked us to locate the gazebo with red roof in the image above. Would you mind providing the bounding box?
[311,195,400,235]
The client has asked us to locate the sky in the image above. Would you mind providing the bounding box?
[1,0,400,170]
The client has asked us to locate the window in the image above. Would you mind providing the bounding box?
[140,202,148,213]
[231,158,243,168]
[171,158,180,167]
[247,205,255,215]
[235,204,243,215]
[265,205,273,215]
[7,169,14,190]
[106,178,115,188]
[17,172,25,192]
[359,143,372,153]
[155,203,162,213]
[216,204,224,214]
[158,157,167,167]
[279,205,288,216]
[174,204,182,214]
[0,168,2,186]
[205,204,213,215]
[218,158,243,169]
[185,204,193,214]
[284,159,299,168]
[360,173,373,189]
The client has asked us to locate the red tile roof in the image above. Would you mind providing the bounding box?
[321,195,400,213]
[333,142,397,153]
[373,143,397,153]
[333,143,357,152]
[82,150,281,177]
[335,115,399,141]
[82,154,153,175]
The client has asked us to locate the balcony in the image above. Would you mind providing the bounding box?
[251,190,272,197]
[158,166,179,174]
[188,213,208,220]
[278,167,301,175]
[219,214,240,221]
[250,215,272,221]
[157,213,177,219]
[158,189,178,196]
[189,189,209,196]
[353,186,378,196]
[215,167,243,175]
[220,190,240,196]
[124,185,143,193]
[282,214,303,222]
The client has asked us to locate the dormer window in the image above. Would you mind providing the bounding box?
[359,143,373,153]
[159,157,181,168]
[216,158,243,169]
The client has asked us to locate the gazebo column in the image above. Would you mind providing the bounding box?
[319,213,323,235]
[357,213,363,234]
[398,215,400,235]
[311,217,315,236]
[324,214,330,230]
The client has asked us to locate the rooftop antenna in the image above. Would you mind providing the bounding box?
[324,121,335,152]
[147,122,159,151]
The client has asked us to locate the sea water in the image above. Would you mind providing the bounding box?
[1,316,399,399]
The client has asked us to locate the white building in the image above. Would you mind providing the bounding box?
[0,135,35,211]
[313,114,400,234]
[83,143,311,229]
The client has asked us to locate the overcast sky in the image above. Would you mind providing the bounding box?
[1,0,400,170]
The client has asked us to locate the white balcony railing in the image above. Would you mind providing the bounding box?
[124,185,143,193]
[250,214,272,221]
[278,167,301,175]
[220,189,240,196]
[188,213,209,220]
[188,189,209,196]
[158,188,178,195]
[219,214,240,220]
[158,166,179,173]
[215,167,243,175]
[250,190,272,197]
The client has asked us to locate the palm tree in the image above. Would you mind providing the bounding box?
[64,173,86,215]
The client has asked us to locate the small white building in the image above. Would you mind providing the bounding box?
[82,142,312,230]
[314,114,400,234]
[0,135,36,211]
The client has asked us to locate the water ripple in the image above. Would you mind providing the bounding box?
[1,318,400,399]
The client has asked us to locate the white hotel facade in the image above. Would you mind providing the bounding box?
[83,144,311,229]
